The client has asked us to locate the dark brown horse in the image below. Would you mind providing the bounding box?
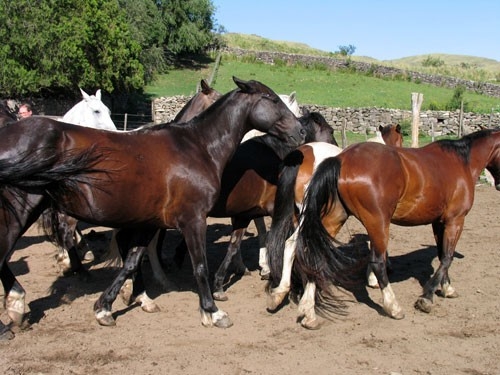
[0,77,305,339]
[266,124,403,328]
[165,111,337,302]
[291,128,500,328]
[50,79,222,277]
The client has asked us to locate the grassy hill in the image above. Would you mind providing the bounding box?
[144,33,500,114]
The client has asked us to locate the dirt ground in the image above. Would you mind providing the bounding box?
[1,184,499,375]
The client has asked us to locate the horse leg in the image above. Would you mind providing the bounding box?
[1,265,26,327]
[182,219,232,328]
[415,220,462,313]
[212,224,248,302]
[0,192,46,332]
[94,228,158,326]
[116,228,161,312]
[254,217,271,279]
[51,213,88,280]
[268,226,298,310]
[145,229,173,290]
[297,281,320,329]
[366,223,405,319]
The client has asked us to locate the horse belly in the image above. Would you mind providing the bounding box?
[215,170,273,217]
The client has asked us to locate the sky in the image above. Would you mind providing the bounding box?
[212,0,500,62]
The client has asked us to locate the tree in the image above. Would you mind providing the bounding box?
[0,0,144,97]
[118,0,167,81]
[157,0,217,55]
[337,44,356,56]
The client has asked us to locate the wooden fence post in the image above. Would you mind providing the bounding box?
[411,92,423,147]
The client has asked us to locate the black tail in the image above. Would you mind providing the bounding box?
[266,149,304,288]
[0,144,110,192]
[295,157,361,311]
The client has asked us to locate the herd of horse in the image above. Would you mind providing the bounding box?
[0,77,498,341]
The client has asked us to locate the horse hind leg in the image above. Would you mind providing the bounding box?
[2,265,26,327]
[415,221,461,313]
[254,217,271,279]
[297,282,320,329]
[212,226,248,302]
[268,227,298,310]
[366,227,405,319]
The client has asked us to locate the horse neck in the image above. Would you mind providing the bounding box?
[189,92,255,168]
[469,133,499,179]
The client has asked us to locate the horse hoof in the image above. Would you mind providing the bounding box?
[300,317,321,330]
[119,279,134,306]
[95,309,116,326]
[415,297,433,313]
[267,291,287,311]
[390,310,405,320]
[260,271,270,280]
[141,302,160,313]
[213,291,229,301]
[83,250,95,262]
[214,315,233,329]
[0,328,14,341]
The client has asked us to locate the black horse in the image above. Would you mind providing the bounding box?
[0,77,305,340]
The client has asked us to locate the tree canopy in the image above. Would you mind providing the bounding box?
[0,0,218,98]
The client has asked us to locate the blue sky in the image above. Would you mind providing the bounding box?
[212,0,500,62]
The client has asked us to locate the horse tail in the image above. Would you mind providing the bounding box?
[295,157,362,313]
[0,145,110,195]
[266,149,303,288]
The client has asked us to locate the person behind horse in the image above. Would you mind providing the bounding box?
[18,103,33,119]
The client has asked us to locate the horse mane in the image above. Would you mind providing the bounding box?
[437,129,495,164]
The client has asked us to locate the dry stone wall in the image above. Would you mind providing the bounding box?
[152,95,500,135]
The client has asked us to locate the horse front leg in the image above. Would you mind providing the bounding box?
[415,220,462,313]
[183,221,233,328]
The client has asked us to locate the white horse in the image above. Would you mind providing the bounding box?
[61,88,116,131]
[54,89,117,265]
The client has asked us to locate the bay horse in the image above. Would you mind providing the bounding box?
[266,124,403,328]
[164,111,337,302]
[0,77,305,339]
[290,128,500,328]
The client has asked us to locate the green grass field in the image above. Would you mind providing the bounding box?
[145,54,500,114]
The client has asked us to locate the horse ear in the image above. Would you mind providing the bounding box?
[232,76,255,94]
[80,88,90,100]
[200,79,210,93]
[396,124,402,133]
[289,91,296,101]
[379,125,384,131]
[95,89,101,100]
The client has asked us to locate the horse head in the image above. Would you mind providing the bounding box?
[233,76,305,147]
[485,128,500,190]
[279,91,301,117]
[61,89,117,131]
